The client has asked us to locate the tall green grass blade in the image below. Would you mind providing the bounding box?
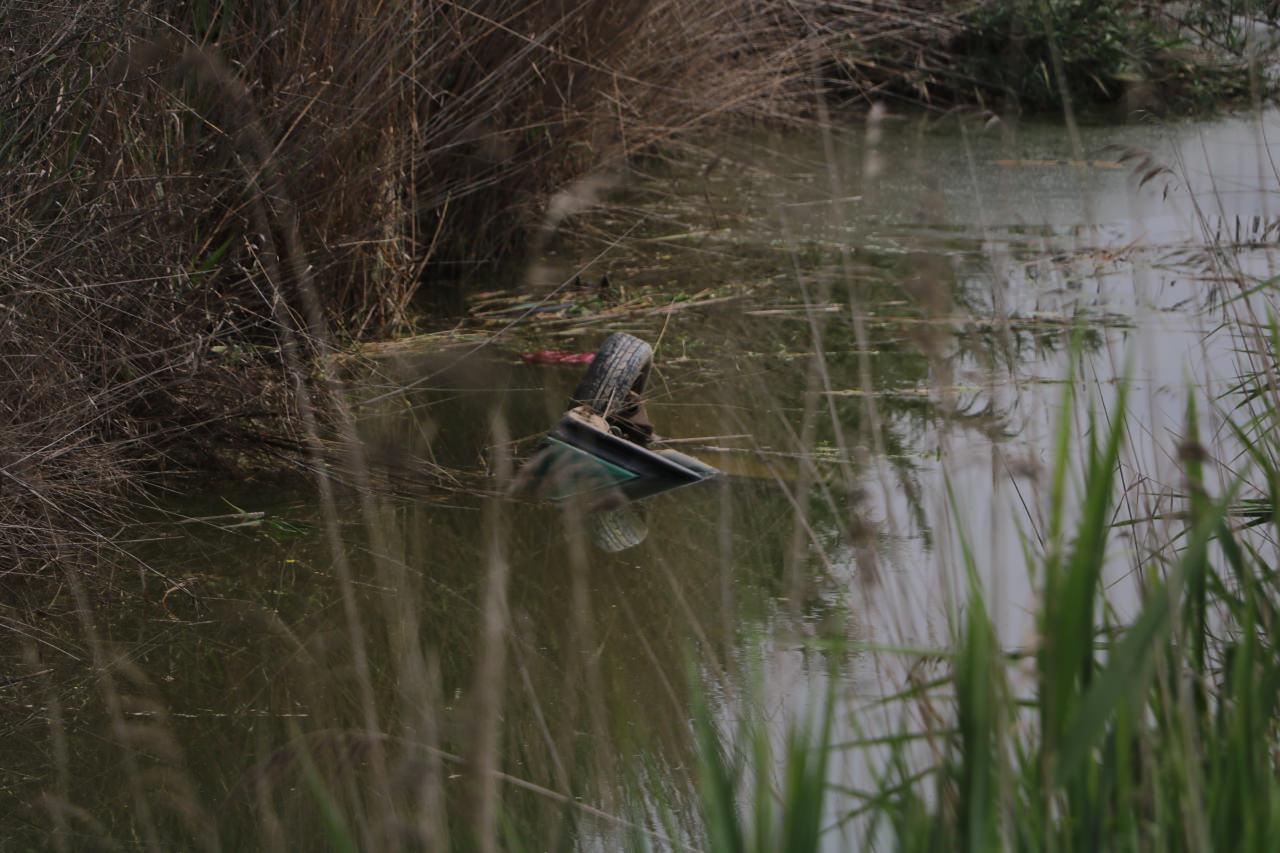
[1040,380,1128,805]
[1055,481,1239,787]
[694,694,744,853]
[947,477,1002,852]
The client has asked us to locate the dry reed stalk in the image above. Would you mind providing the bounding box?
[7,0,954,570]
[0,1,973,837]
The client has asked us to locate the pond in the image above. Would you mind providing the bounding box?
[4,108,1279,849]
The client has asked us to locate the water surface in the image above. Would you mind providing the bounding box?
[5,109,1280,848]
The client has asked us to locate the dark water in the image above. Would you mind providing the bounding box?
[5,109,1280,849]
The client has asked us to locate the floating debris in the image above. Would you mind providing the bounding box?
[520,350,595,365]
[993,158,1124,169]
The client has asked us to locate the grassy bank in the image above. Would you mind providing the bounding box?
[945,0,1267,112]
[813,0,1272,112]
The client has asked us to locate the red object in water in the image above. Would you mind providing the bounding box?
[520,350,595,365]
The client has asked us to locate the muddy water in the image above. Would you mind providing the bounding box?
[5,110,1280,848]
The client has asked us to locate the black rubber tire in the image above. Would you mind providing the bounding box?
[570,333,653,420]
[587,506,648,553]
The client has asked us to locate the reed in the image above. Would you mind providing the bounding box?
[0,0,830,570]
[4,0,1268,571]
[684,356,1280,851]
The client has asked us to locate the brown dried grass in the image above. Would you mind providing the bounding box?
[0,0,965,570]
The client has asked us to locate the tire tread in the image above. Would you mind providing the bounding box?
[570,333,652,419]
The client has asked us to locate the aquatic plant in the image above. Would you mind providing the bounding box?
[685,367,1280,850]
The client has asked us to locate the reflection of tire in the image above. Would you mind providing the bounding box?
[570,333,652,421]
[587,506,648,553]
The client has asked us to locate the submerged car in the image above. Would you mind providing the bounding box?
[515,332,720,549]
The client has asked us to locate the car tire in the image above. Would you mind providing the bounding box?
[569,333,652,423]
[587,506,648,553]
